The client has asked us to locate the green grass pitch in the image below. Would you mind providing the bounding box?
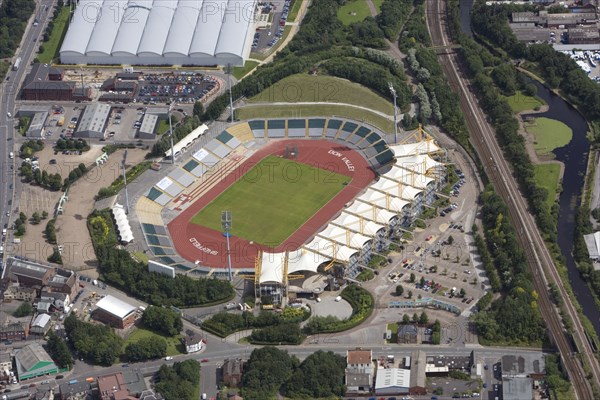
[190,155,351,246]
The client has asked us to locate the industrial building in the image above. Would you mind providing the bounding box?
[14,344,58,381]
[374,368,411,396]
[60,0,259,66]
[26,112,48,138]
[138,113,159,139]
[93,295,137,329]
[29,313,52,336]
[75,103,112,138]
[21,63,90,101]
[567,27,600,45]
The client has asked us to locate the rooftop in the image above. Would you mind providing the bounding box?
[31,314,51,328]
[15,343,54,372]
[10,258,52,280]
[345,371,371,387]
[347,349,372,365]
[375,368,411,390]
[502,376,533,400]
[76,103,111,134]
[502,355,545,376]
[95,295,137,319]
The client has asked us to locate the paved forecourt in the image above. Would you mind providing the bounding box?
[168,139,375,268]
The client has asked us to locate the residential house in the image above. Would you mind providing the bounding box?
[0,322,28,341]
[40,291,69,311]
[183,330,203,354]
[3,285,37,301]
[222,358,244,388]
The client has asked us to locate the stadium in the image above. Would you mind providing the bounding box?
[60,0,258,66]
[134,118,446,305]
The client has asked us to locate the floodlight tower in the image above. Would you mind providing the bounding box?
[388,82,398,144]
[122,150,130,215]
[222,211,233,282]
[168,102,175,164]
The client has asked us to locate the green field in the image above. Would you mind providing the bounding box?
[288,0,303,22]
[233,60,259,80]
[524,117,572,156]
[504,91,545,113]
[249,73,394,115]
[38,7,71,63]
[124,327,183,357]
[237,104,394,133]
[372,0,384,12]
[534,163,561,209]
[337,0,371,25]
[191,155,350,246]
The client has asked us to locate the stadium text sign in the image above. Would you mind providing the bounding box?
[327,150,355,171]
[189,238,219,256]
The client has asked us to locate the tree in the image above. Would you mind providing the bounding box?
[64,314,123,366]
[419,276,425,286]
[447,235,454,244]
[125,337,167,362]
[19,212,27,223]
[32,212,41,225]
[46,330,73,369]
[142,306,183,337]
[459,288,466,298]
[402,314,411,324]
[284,351,346,399]
[193,102,204,118]
[410,273,416,283]
[395,285,404,296]
[155,360,200,400]
[13,302,33,317]
[241,347,298,400]
[41,210,48,219]
[411,313,419,323]
[48,248,63,264]
[419,311,429,324]
[15,225,26,237]
[408,290,413,299]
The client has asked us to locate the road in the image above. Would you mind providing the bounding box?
[1,0,56,269]
[424,0,600,398]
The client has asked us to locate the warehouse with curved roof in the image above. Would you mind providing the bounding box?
[60,0,258,66]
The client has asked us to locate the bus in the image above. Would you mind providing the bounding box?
[12,57,21,71]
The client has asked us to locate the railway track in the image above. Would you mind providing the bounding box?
[425,1,600,397]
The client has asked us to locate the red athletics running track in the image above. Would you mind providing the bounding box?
[168,139,376,268]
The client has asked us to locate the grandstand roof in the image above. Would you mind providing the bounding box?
[60,0,258,66]
[317,224,372,250]
[259,249,329,284]
[330,212,386,237]
[394,154,443,175]
[369,177,423,201]
[356,188,411,213]
[345,201,398,225]
[383,165,435,190]
[166,124,208,158]
[304,237,359,263]
[112,203,134,243]
[390,140,441,157]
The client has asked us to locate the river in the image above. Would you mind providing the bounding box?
[523,81,600,335]
[459,0,475,38]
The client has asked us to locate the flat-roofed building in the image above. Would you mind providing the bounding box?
[26,112,48,138]
[93,295,137,329]
[45,268,78,299]
[409,350,427,395]
[503,376,533,400]
[75,103,111,138]
[540,11,597,27]
[375,368,410,395]
[9,259,53,288]
[138,113,158,139]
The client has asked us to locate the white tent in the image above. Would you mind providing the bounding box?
[382,165,435,190]
[317,224,372,250]
[394,154,443,176]
[112,203,134,243]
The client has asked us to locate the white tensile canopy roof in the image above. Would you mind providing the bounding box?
[259,248,330,284]
[112,203,133,243]
[390,140,441,158]
[394,154,443,176]
[317,224,372,250]
[383,165,435,190]
[345,201,398,225]
[369,177,423,201]
[330,212,386,237]
[356,188,411,213]
[305,237,359,263]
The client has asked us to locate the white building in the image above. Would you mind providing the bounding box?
[60,0,259,66]
[375,368,411,395]
[75,104,111,138]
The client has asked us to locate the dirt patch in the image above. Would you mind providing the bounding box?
[54,148,148,270]
[32,143,105,180]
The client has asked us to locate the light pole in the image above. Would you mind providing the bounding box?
[222,211,233,282]
[122,150,130,215]
[226,63,234,123]
[388,82,398,144]
[168,102,175,164]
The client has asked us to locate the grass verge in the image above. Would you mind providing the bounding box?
[191,155,350,246]
[524,117,572,156]
[249,73,394,115]
[237,104,394,133]
[233,60,259,80]
[337,0,371,25]
[504,90,545,113]
[533,163,561,210]
[372,0,384,13]
[288,0,303,22]
[38,7,70,63]
[124,326,183,357]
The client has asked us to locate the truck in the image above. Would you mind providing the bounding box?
[12,57,21,71]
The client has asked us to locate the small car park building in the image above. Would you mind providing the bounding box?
[93,295,137,329]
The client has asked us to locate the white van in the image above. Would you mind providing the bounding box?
[9,152,14,159]
[335,296,342,302]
